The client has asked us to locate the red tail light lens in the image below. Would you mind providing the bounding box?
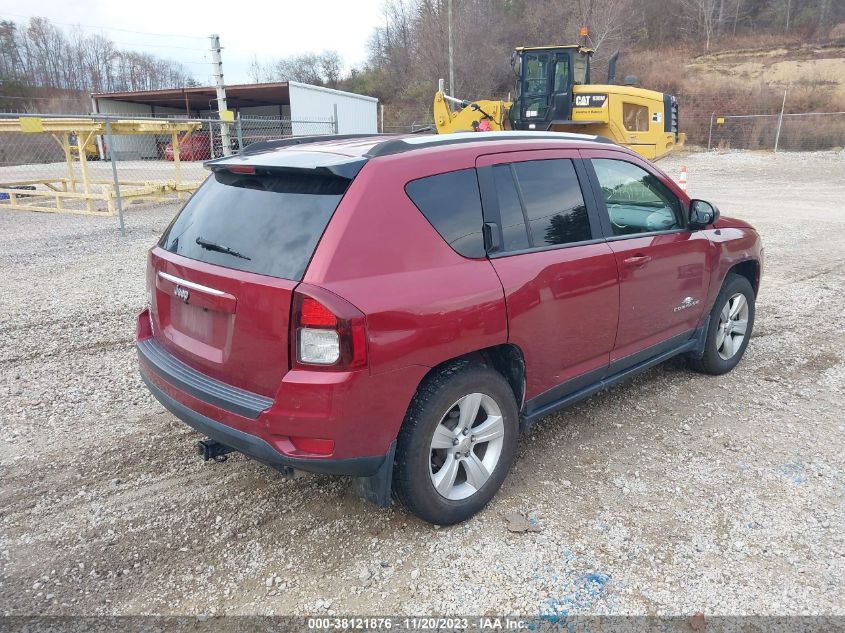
[292,287,368,370]
[300,296,337,327]
[351,322,367,367]
[136,308,153,340]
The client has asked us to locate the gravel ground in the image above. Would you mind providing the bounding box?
[0,150,843,617]
[0,159,207,184]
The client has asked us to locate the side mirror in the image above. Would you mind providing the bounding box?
[688,199,719,229]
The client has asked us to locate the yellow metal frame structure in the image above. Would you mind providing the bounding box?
[0,117,202,215]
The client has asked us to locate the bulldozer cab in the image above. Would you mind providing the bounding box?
[510,45,592,130]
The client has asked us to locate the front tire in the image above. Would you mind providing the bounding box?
[688,273,755,375]
[393,363,519,525]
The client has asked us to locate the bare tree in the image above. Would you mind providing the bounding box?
[247,50,346,87]
[319,51,343,88]
[247,54,267,83]
[587,0,633,52]
[0,16,195,102]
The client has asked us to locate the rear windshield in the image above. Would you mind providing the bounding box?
[159,170,348,281]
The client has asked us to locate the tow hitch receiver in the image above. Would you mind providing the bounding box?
[197,438,234,462]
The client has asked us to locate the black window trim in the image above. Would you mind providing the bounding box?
[487,236,608,259]
[582,155,690,240]
[604,227,689,242]
[477,155,604,257]
[508,163,536,249]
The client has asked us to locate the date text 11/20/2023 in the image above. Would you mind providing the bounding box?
[307,617,528,630]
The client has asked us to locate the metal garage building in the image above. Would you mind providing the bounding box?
[91,81,378,135]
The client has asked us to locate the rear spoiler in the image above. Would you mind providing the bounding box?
[204,133,394,180]
[205,150,369,180]
[235,134,391,156]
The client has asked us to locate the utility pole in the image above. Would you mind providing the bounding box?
[447,0,455,96]
[210,34,232,157]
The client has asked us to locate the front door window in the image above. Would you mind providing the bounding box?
[591,159,682,236]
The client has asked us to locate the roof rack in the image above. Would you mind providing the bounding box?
[237,133,391,157]
[209,130,616,164]
[365,131,615,158]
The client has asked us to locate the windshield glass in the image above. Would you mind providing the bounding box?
[522,52,551,96]
[159,170,348,281]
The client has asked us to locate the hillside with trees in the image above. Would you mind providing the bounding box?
[253,0,845,133]
[2,0,843,134]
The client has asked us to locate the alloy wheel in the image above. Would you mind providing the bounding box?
[716,292,749,360]
[428,393,505,501]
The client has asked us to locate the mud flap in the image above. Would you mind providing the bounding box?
[688,315,711,360]
[351,440,396,507]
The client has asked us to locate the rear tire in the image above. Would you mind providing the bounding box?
[393,362,519,525]
[688,273,755,375]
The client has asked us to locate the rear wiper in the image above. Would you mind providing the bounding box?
[195,236,251,261]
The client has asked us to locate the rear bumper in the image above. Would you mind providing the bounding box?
[140,370,385,476]
[137,338,273,419]
[135,304,425,484]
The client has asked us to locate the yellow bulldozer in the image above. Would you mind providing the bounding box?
[433,45,685,160]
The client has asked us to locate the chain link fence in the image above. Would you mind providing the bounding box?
[0,112,337,233]
[699,112,845,151]
[234,116,336,155]
[388,109,845,152]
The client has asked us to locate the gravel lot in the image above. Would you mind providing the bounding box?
[1,150,843,617]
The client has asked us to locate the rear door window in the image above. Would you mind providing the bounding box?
[405,168,485,258]
[510,159,592,247]
[159,170,348,281]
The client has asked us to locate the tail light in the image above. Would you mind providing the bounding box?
[144,253,156,333]
[136,308,153,340]
[292,286,367,370]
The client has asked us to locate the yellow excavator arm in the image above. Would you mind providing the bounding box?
[433,91,511,134]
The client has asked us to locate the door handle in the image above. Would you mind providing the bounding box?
[623,254,652,268]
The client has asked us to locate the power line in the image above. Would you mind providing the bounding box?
[106,53,212,65]
[0,95,87,101]
[0,14,212,66]
[108,41,208,52]
[0,12,208,40]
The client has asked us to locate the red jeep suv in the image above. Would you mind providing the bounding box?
[137,132,762,524]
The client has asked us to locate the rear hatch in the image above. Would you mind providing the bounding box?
[148,150,365,397]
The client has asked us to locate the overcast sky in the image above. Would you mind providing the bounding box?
[1,0,386,84]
